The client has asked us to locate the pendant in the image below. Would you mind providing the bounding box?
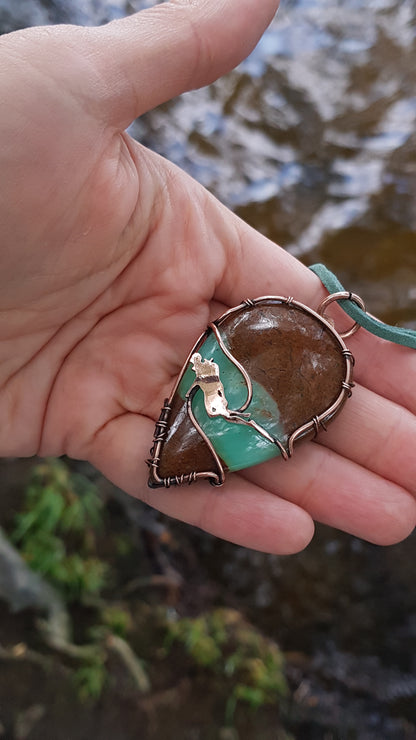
[147,293,358,488]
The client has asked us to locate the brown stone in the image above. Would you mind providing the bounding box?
[224,303,345,437]
[158,391,218,480]
[149,299,351,487]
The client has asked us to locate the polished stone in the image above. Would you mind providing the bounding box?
[151,301,348,486]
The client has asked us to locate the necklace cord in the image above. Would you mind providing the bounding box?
[309,263,416,349]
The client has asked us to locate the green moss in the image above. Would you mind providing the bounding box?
[101,605,132,639]
[11,459,108,601]
[73,655,108,702]
[165,608,288,720]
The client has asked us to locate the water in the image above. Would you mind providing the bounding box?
[0,1,415,737]
[130,0,416,325]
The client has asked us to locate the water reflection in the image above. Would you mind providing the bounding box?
[131,0,416,325]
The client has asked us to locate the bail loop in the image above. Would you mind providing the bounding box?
[309,263,416,349]
[317,291,366,339]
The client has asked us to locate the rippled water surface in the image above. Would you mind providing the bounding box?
[132,0,416,324]
[0,1,415,738]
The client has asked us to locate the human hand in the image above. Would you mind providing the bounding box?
[0,0,414,553]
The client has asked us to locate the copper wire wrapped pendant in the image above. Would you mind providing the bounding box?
[147,296,355,488]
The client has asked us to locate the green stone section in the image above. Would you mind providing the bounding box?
[178,333,285,473]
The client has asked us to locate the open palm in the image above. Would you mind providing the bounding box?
[0,0,415,553]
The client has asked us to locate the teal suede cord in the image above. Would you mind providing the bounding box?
[309,263,416,350]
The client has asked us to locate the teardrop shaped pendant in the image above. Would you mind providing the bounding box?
[147,294,356,488]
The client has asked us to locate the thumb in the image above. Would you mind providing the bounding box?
[95,0,279,128]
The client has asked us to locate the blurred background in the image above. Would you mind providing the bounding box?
[0,0,415,738]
